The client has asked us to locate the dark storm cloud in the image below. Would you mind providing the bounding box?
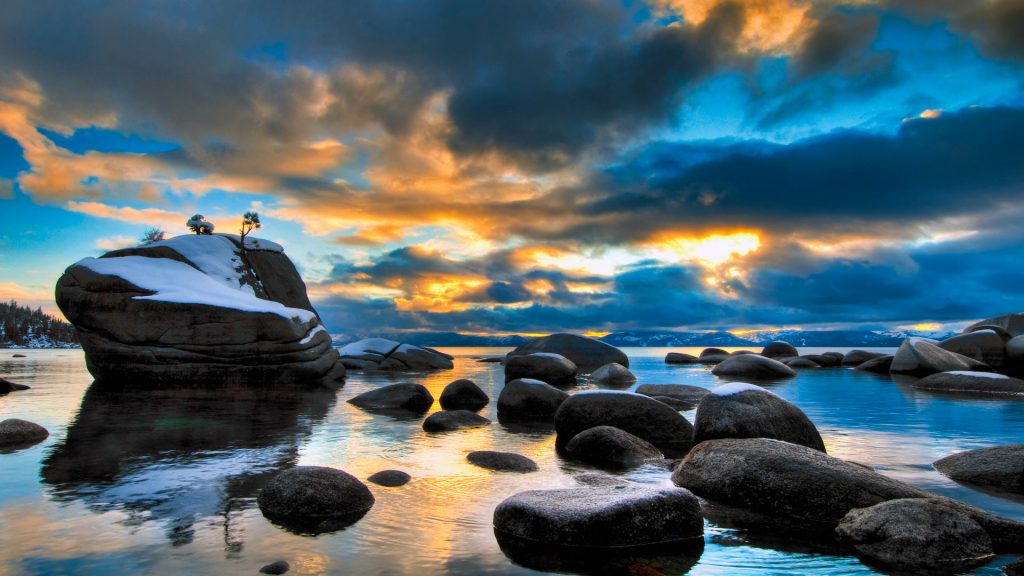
[884,0,1024,63]
[790,9,888,79]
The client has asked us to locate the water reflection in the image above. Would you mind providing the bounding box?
[496,530,704,575]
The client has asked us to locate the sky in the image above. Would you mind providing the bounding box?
[1,0,1023,337]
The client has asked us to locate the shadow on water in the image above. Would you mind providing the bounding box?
[41,380,337,547]
[495,530,704,575]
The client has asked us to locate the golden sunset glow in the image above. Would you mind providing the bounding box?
[652,231,762,266]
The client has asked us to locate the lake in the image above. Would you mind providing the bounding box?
[1,347,1023,575]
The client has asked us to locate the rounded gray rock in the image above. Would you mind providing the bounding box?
[635,384,709,411]
[497,378,569,420]
[934,445,1024,494]
[785,357,820,369]
[665,352,698,364]
[439,379,489,411]
[507,333,628,369]
[257,466,374,533]
[504,353,578,386]
[467,450,538,473]
[913,371,1024,395]
[555,391,694,457]
[0,418,49,447]
[565,425,664,469]
[367,469,411,487]
[711,354,796,381]
[422,409,491,432]
[693,384,825,451]
[761,341,798,358]
[842,349,886,366]
[938,330,1007,369]
[891,338,992,375]
[589,362,636,386]
[347,383,434,413]
[854,355,894,373]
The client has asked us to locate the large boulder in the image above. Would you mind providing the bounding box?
[589,362,636,386]
[934,445,1024,494]
[555,391,694,457]
[801,354,842,368]
[761,341,798,359]
[711,354,796,381]
[0,418,49,447]
[504,353,577,386]
[842,349,886,366]
[913,371,1024,395]
[564,425,664,469]
[854,355,894,374]
[891,338,992,375]
[338,338,453,371]
[938,330,1007,369]
[692,383,826,451]
[438,379,489,411]
[55,234,345,386]
[697,347,730,364]
[836,499,995,572]
[496,378,569,421]
[347,383,434,413]
[671,438,1024,551]
[508,333,628,369]
[257,466,374,533]
[422,409,491,432]
[965,313,1024,338]
[635,384,710,411]
[493,484,703,548]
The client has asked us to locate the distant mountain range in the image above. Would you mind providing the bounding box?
[334,328,959,348]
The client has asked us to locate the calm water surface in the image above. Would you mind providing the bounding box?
[2,347,1023,575]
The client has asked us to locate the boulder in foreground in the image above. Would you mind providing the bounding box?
[258,466,374,533]
[711,354,796,381]
[439,379,489,411]
[508,333,628,369]
[693,383,826,451]
[934,445,1024,495]
[347,383,434,413]
[0,418,49,447]
[555,391,693,457]
[496,378,569,421]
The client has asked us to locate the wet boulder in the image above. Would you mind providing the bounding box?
[938,330,1007,369]
[564,426,664,469]
[507,333,628,369]
[692,383,826,451]
[965,313,1024,338]
[422,409,491,432]
[497,378,569,421]
[761,341,798,359]
[842,350,886,366]
[836,499,995,573]
[854,355,894,374]
[785,357,820,369]
[697,348,730,364]
[257,466,374,533]
[913,371,1024,395]
[635,384,710,411]
[493,484,703,548]
[0,418,49,447]
[665,352,699,364]
[504,353,577,386]
[467,450,538,473]
[589,362,636,386]
[891,338,992,375]
[439,379,489,411]
[711,354,796,381]
[340,338,453,371]
[555,391,694,457]
[367,470,411,487]
[934,445,1024,494]
[347,383,434,413]
[801,354,842,368]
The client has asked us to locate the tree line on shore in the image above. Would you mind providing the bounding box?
[0,300,78,347]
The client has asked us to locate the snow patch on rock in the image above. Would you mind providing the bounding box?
[946,371,1010,380]
[711,382,775,397]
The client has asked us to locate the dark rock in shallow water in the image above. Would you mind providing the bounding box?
[938,329,1007,369]
[635,384,709,410]
[665,352,698,364]
[259,560,290,575]
[367,470,412,487]
[554,391,693,457]
[934,445,1024,495]
[504,353,577,386]
[698,347,730,364]
[854,355,894,374]
[467,450,538,473]
[891,338,992,375]
[671,438,1024,551]
[565,426,664,469]
[439,379,489,411]
[257,466,374,533]
[422,409,491,432]
[0,377,30,394]
[11,353,26,358]
[842,349,885,366]
[836,499,995,573]
[507,333,628,369]
[965,313,1024,338]
[913,371,1024,395]
[711,354,796,381]
[589,362,636,386]
[496,378,569,421]
[785,357,820,369]
[339,338,453,371]
[0,418,49,447]
[761,341,798,359]
[477,356,504,363]
[801,354,842,368]
[693,383,826,451]
[347,383,434,413]
[1005,556,1024,576]
[573,472,631,487]
[493,484,703,547]
[55,234,345,386]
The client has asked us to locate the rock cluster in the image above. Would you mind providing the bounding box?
[507,333,629,369]
[338,338,453,371]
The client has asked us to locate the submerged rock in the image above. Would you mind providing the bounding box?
[339,338,453,372]
[347,383,434,413]
[665,352,699,364]
[891,338,992,375]
[697,348,730,364]
[693,383,826,451]
[836,499,995,573]
[507,333,628,369]
[785,357,820,369]
[367,469,412,487]
[259,560,291,575]
[55,234,345,386]
[934,445,1024,495]
[496,378,569,421]
[439,379,489,411]
[467,450,538,473]
[842,350,886,366]
[257,466,374,533]
[589,362,636,386]
[504,353,577,386]
[711,354,796,381]
[0,377,30,394]
[555,391,694,457]
[422,409,491,432]
[854,355,894,374]
[913,371,1024,395]
[635,384,709,411]
[0,418,49,447]
[761,341,798,359]
[493,484,703,547]
[564,425,664,469]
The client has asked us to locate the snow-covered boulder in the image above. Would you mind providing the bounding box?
[55,234,344,386]
[337,338,453,371]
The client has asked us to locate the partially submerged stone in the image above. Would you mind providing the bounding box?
[257,466,374,533]
[339,338,453,371]
[367,469,412,487]
[635,384,709,411]
[422,409,491,432]
[589,362,636,386]
[496,378,569,421]
[934,445,1024,495]
[693,383,826,451]
[504,353,577,386]
[467,450,538,473]
[891,338,992,375]
[711,354,796,381]
[507,333,628,369]
[564,426,664,469]
[914,371,1024,395]
[347,383,434,413]
[0,418,49,447]
[439,379,489,411]
[555,391,693,457]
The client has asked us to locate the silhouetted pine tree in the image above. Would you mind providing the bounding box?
[0,300,79,347]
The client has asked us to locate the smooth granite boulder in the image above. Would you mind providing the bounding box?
[891,338,993,375]
[842,350,886,366]
[347,383,434,413]
[555,391,694,457]
[693,383,826,451]
[913,371,1024,395]
[697,348,730,364]
[672,438,1024,551]
[496,378,569,420]
[422,410,491,432]
[711,354,796,381]
[467,450,538,473]
[837,499,995,572]
[504,353,577,386]
[507,333,628,369]
[665,352,699,364]
[801,354,842,368]
[55,234,345,386]
[635,384,710,411]
[339,338,453,371]
[493,484,703,547]
[367,470,412,487]
[761,341,798,359]
[564,426,664,469]
[965,313,1024,338]
[439,379,489,411]
[0,418,49,447]
[938,330,1007,369]
[934,445,1024,494]
[854,355,894,374]
[785,357,820,369]
[589,362,636,386]
[257,466,374,533]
